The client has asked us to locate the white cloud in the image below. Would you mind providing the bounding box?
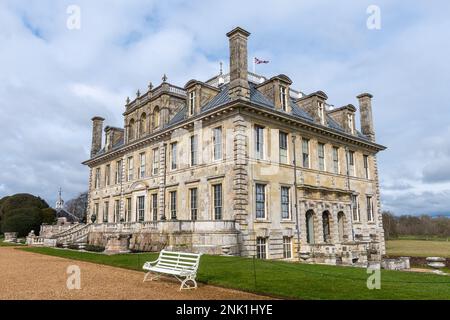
[0,0,450,215]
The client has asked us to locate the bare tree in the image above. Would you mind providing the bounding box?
[64,192,88,222]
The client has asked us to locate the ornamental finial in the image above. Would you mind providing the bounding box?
[136,90,141,97]
[162,74,168,82]
[148,81,153,91]
[126,96,130,104]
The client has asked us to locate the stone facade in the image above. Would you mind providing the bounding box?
[82,27,386,265]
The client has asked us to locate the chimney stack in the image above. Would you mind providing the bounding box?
[91,116,105,157]
[227,27,250,100]
[357,93,375,141]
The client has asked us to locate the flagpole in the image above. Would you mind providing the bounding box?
[253,57,255,74]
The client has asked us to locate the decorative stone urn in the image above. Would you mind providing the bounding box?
[104,234,131,255]
[3,232,18,243]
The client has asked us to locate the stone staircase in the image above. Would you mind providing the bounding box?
[50,223,92,245]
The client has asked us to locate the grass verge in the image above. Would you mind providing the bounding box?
[17,246,450,300]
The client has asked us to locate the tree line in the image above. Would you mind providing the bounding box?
[382,211,450,240]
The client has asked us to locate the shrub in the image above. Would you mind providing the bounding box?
[84,245,105,252]
[1,208,42,237]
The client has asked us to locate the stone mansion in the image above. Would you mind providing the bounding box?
[81,27,386,265]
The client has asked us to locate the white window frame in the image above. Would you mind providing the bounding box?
[213,127,223,161]
[255,125,265,160]
[255,183,266,219]
[280,86,287,111]
[171,142,178,170]
[318,142,326,171]
[352,195,360,222]
[332,146,339,174]
[127,156,134,181]
[95,168,101,189]
[152,148,159,175]
[169,191,177,220]
[212,184,223,220]
[318,102,325,125]
[256,237,267,259]
[136,195,145,222]
[363,155,370,179]
[103,201,109,223]
[190,188,198,221]
[139,153,146,179]
[367,196,374,222]
[348,150,355,176]
[283,236,292,259]
[151,193,158,221]
[190,135,198,166]
[189,91,196,116]
[281,186,290,220]
[348,113,354,134]
[279,131,288,164]
[115,160,122,184]
[302,138,310,168]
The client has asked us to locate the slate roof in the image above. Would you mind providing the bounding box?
[93,78,370,158]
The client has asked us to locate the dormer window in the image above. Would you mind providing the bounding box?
[318,102,325,125]
[280,86,287,111]
[189,91,196,116]
[347,113,354,134]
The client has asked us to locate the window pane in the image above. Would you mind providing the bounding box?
[190,188,198,220]
[213,127,222,160]
[281,187,290,219]
[256,184,266,219]
[302,139,309,168]
[170,191,177,220]
[255,126,264,159]
[213,184,222,220]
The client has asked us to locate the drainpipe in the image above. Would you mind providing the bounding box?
[292,135,301,260]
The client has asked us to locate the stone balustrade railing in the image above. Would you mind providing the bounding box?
[90,220,236,234]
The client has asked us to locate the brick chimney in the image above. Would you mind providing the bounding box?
[227,27,250,100]
[91,116,105,157]
[357,93,375,141]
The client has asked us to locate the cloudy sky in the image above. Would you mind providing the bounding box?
[1,0,449,216]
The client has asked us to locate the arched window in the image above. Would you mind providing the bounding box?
[153,107,160,129]
[306,210,315,244]
[322,211,331,243]
[139,113,147,137]
[337,211,345,242]
[128,118,136,141]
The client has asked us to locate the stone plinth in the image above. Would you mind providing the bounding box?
[104,234,131,255]
[4,232,18,243]
[381,257,410,270]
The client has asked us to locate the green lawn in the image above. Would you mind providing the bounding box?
[19,247,450,300]
[386,240,450,258]
[0,236,22,247]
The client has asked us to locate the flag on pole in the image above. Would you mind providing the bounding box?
[254,57,269,64]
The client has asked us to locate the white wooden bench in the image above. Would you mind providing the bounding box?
[142,250,202,290]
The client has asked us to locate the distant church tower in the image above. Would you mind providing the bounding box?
[55,188,64,211]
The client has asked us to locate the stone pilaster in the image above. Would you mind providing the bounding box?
[373,154,385,254]
[158,143,167,220]
[232,115,250,256]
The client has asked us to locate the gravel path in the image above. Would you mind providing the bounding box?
[0,247,268,300]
